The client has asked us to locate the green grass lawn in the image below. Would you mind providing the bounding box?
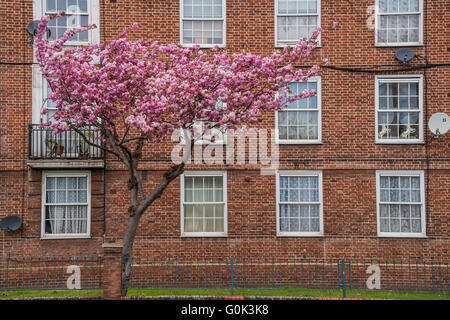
[1,288,449,300]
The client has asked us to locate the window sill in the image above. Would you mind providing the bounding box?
[41,235,91,240]
[181,44,226,49]
[275,43,322,49]
[375,140,424,145]
[378,233,427,239]
[277,140,322,145]
[181,233,227,238]
[180,141,227,146]
[374,43,424,48]
[277,233,323,237]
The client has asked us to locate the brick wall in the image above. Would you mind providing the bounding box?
[0,0,449,261]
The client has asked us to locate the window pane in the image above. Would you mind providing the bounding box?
[280,217,289,231]
[67,177,78,189]
[388,0,398,12]
[213,3,222,17]
[380,218,390,232]
[310,218,320,232]
[410,205,421,218]
[184,188,193,202]
[56,190,66,203]
[401,219,410,232]
[390,189,399,202]
[68,0,77,13]
[57,0,66,11]
[380,204,389,217]
[410,15,419,27]
[410,0,419,11]
[46,191,56,203]
[298,1,308,13]
[299,218,309,232]
[280,176,289,189]
[390,204,399,217]
[380,189,389,202]
[193,188,203,202]
[79,0,88,13]
[310,204,319,217]
[280,204,289,218]
[401,204,410,218]
[67,190,77,203]
[411,190,420,202]
[409,28,419,42]
[46,0,56,11]
[193,218,203,232]
[204,176,214,188]
[380,176,389,188]
[185,176,193,189]
[204,204,214,218]
[290,218,300,232]
[411,219,421,232]
[399,0,409,12]
[290,189,300,202]
[308,0,317,13]
[215,218,224,232]
[390,219,400,232]
[78,190,87,203]
[280,189,289,202]
[184,204,194,217]
[378,29,387,43]
[46,177,56,189]
[184,218,194,232]
[215,204,224,218]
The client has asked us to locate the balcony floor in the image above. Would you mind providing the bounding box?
[27,159,105,169]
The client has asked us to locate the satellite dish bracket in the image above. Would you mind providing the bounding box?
[428,113,449,139]
[394,48,415,63]
[0,215,23,232]
[26,20,51,44]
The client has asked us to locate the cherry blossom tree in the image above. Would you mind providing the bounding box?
[35,12,323,296]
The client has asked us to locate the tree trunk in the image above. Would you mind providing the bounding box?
[118,144,190,297]
[120,210,142,296]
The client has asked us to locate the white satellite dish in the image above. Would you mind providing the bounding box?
[428,112,450,137]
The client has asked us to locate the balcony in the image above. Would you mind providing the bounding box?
[27,124,105,169]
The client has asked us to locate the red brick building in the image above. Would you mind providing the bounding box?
[0,0,449,262]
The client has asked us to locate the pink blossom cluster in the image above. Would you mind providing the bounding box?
[35,12,324,142]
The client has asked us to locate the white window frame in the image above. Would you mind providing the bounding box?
[41,170,91,239]
[374,0,423,47]
[275,76,322,144]
[375,75,423,144]
[179,0,227,48]
[180,121,227,146]
[274,0,321,48]
[180,171,228,237]
[32,0,101,123]
[33,0,101,46]
[376,170,426,238]
[276,170,324,237]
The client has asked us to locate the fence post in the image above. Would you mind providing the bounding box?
[341,259,347,298]
[230,257,234,297]
[102,242,123,300]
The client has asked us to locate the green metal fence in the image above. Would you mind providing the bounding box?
[128,257,450,297]
[343,258,450,295]
[1,256,449,297]
[0,256,102,291]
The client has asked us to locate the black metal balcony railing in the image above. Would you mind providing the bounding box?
[28,124,104,160]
